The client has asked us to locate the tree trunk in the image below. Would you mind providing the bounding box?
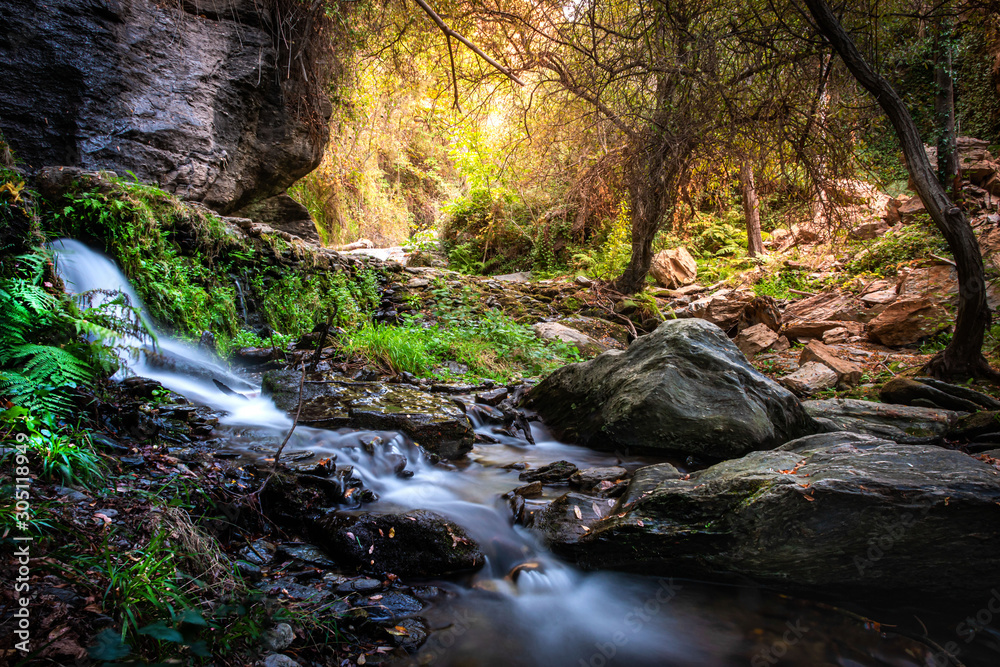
[934,18,959,196]
[741,161,764,257]
[804,0,997,382]
[613,179,664,294]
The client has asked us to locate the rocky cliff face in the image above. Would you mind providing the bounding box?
[0,0,333,213]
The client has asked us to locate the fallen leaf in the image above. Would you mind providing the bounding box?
[388,527,395,538]
[573,505,583,520]
[368,544,375,554]
[386,625,409,636]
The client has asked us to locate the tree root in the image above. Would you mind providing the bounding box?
[921,352,1000,385]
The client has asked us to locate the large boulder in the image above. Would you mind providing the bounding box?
[262,369,474,459]
[0,0,332,213]
[649,247,697,288]
[524,319,818,458]
[533,432,1000,599]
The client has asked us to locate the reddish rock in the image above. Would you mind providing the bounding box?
[734,323,779,361]
[650,247,698,289]
[799,341,864,386]
[868,298,950,346]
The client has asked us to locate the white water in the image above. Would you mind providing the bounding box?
[51,239,939,666]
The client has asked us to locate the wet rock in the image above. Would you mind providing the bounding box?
[734,323,778,360]
[650,247,697,288]
[314,510,484,577]
[779,362,838,397]
[509,481,544,500]
[257,576,336,602]
[868,298,950,346]
[335,578,383,594]
[532,322,607,355]
[235,561,262,582]
[532,492,615,544]
[475,387,509,406]
[279,543,337,568]
[239,539,277,566]
[389,617,428,651]
[518,460,579,484]
[262,370,474,459]
[569,466,628,491]
[803,398,959,441]
[233,347,278,366]
[361,591,423,624]
[526,319,817,458]
[548,432,1000,599]
[262,623,295,652]
[799,341,863,387]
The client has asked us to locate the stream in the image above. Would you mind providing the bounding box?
[52,238,957,666]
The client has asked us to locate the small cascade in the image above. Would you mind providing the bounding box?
[50,238,940,667]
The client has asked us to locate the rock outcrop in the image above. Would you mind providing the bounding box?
[532,432,1000,599]
[525,319,817,458]
[0,0,333,213]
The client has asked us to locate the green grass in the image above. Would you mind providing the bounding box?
[341,307,582,381]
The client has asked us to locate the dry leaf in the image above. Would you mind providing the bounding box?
[388,527,395,538]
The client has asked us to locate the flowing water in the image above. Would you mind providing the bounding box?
[52,239,965,666]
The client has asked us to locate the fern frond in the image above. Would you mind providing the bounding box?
[11,345,94,387]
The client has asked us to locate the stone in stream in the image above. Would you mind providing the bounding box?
[262,369,474,459]
[569,466,629,491]
[518,460,578,483]
[803,398,960,442]
[313,510,484,577]
[525,319,818,459]
[532,432,1000,599]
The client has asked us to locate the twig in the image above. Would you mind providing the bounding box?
[411,0,525,86]
[788,288,817,297]
[308,307,335,373]
[929,253,957,267]
[256,362,306,494]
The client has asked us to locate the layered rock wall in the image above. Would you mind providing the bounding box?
[0,0,333,212]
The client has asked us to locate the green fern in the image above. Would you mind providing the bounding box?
[0,250,146,415]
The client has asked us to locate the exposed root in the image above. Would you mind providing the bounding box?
[921,352,1000,386]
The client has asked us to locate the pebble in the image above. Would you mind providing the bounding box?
[262,623,295,651]
[259,654,302,667]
